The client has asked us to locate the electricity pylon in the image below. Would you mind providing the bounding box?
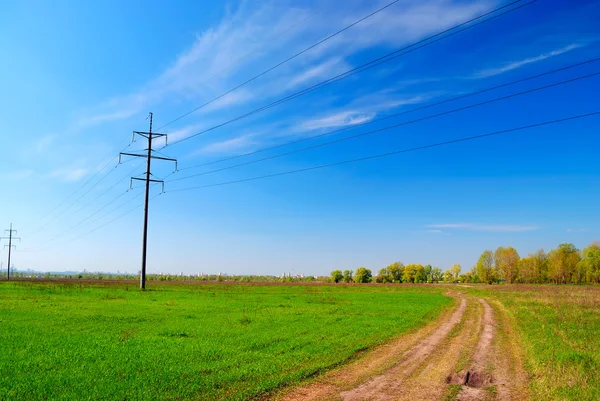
[119,113,177,289]
[1,223,21,280]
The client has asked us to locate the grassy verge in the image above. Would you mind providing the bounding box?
[0,282,450,400]
[467,285,600,401]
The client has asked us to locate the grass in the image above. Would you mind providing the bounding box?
[443,384,462,401]
[0,282,451,400]
[468,285,600,401]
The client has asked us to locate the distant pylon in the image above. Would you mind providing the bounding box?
[119,113,177,289]
[1,223,21,280]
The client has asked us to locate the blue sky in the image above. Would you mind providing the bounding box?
[1,0,599,275]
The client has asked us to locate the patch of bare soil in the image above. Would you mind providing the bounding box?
[272,295,468,401]
[488,300,530,401]
[274,294,530,401]
[392,298,482,401]
[340,298,468,401]
[445,299,496,401]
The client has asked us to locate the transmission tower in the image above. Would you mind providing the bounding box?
[1,223,21,280]
[119,113,177,289]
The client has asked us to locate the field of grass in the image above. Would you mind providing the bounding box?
[0,282,451,400]
[469,285,600,401]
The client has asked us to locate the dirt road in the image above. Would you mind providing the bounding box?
[273,294,528,401]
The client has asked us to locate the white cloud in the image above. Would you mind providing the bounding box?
[163,124,205,144]
[426,223,538,232]
[200,90,254,113]
[287,57,349,88]
[368,93,441,111]
[300,111,375,131]
[197,134,257,155]
[49,168,88,182]
[473,43,583,78]
[426,229,443,233]
[308,1,494,59]
[428,223,471,229]
[0,170,34,181]
[73,93,149,129]
[34,135,55,154]
[73,0,498,132]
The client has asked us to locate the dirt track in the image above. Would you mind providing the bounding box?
[273,293,528,401]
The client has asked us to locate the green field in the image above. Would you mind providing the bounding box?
[469,285,600,401]
[0,282,451,400]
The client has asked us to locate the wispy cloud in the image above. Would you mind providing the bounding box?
[473,43,583,78]
[73,93,149,129]
[196,134,257,155]
[287,57,349,88]
[309,1,493,59]
[300,110,375,131]
[426,223,539,232]
[0,170,34,181]
[428,224,472,229]
[34,135,55,154]
[367,93,441,111]
[200,90,254,113]
[74,0,497,132]
[164,124,206,144]
[49,168,88,182]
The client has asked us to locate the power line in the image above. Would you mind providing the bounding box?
[40,188,163,252]
[156,0,403,131]
[26,141,133,235]
[167,110,600,193]
[154,8,319,131]
[1,224,21,280]
[119,113,177,289]
[32,183,157,252]
[63,162,145,220]
[78,190,143,232]
[39,190,134,246]
[164,0,533,149]
[71,193,162,245]
[27,163,122,236]
[37,162,174,249]
[27,162,145,247]
[177,57,600,172]
[167,69,600,183]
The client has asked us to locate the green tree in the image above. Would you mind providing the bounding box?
[354,267,372,283]
[532,249,548,283]
[443,264,461,283]
[460,270,475,283]
[494,246,520,283]
[517,256,536,283]
[443,270,453,283]
[386,262,404,282]
[423,264,433,283]
[331,270,343,283]
[548,243,581,284]
[342,270,353,283]
[450,264,461,282]
[375,268,393,283]
[516,250,549,284]
[578,242,600,284]
[431,267,443,283]
[402,264,424,283]
[475,250,494,284]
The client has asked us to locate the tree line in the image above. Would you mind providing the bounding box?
[331,242,600,285]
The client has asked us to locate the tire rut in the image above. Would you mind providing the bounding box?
[449,299,496,401]
[273,293,526,401]
[340,298,468,401]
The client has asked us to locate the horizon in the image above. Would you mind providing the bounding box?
[1,0,599,276]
